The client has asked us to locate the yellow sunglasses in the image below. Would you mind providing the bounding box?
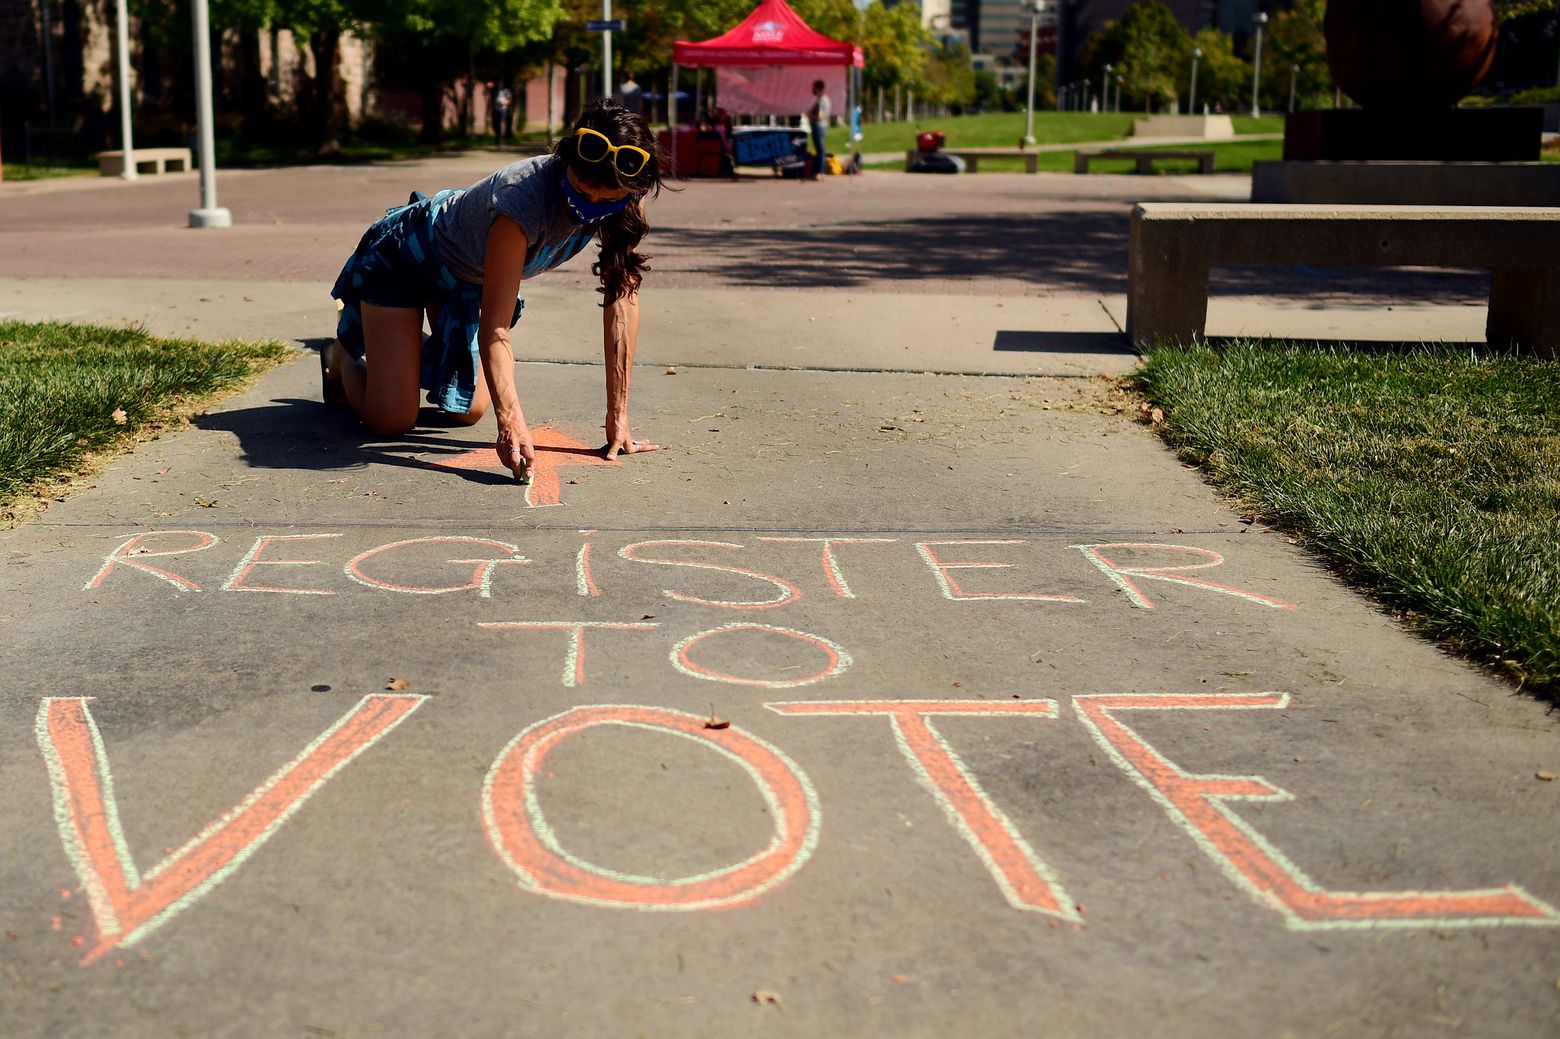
[574,127,652,177]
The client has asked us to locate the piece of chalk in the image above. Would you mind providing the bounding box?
[516,469,532,485]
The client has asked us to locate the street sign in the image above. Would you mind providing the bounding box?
[586,19,624,31]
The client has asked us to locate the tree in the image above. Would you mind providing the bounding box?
[1188,26,1249,113]
[372,0,563,143]
[1262,0,1331,111]
[1077,0,1191,112]
[861,1,928,97]
[921,40,978,110]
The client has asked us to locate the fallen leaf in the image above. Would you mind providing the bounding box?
[156,467,171,476]
[752,990,782,1008]
[1538,771,1556,782]
[704,714,730,731]
[891,974,909,985]
[1150,407,1164,423]
[665,366,678,375]
[567,478,579,485]
[194,497,218,508]
[385,678,411,691]
[1239,514,1256,525]
[112,408,128,425]
[641,613,655,620]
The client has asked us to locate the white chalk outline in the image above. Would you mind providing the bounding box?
[478,621,661,687]
[83,531,219,592]
[221,534,342,594]
[35,694,428,959]
[766,699,1081,921]
[1072,693,1560,930]
[755,537,899,598]
[482,705,822,912]
[915,540,1086,603]
[618,540,803,610]
[344,536,529,597]
[670,623,853,689]
[1071,543,1298,610]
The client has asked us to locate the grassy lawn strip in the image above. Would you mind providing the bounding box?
[833,111,1284,153]
[1133,341,1560,699]
[0,321,291,514]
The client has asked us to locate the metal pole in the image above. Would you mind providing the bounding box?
[1188,48,1200,116]
[188,0,230,227]
[40,0,56,126]
[1288,63,1298,112]
[114,0,137,180]
[601,0,613,99]
[1251,12,1267,118]
[1102,64,1111,115]
[1023,4,1038,144]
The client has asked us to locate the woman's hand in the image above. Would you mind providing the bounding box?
[605,412,658,461]
[496,409,535,482]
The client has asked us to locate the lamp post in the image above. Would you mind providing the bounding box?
[1288,63,1299,112]
[1188,47,1201,115]
[113,0,136,180]
[1103,63,1112,115]
[1022,0,1045,145]
[1250,10,1268,117]
[188,0,230,227]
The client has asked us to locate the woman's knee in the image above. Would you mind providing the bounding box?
[449,398,488,426]
[360,399,420,436]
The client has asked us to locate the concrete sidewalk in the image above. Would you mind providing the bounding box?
[1,159,1553,1038]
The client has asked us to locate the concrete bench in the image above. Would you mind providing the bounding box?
[1126,203,1560,357]
[95,147,193,177]
[904,147,1039,173]
[1076,149,1214,175]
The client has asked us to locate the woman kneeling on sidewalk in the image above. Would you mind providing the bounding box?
[322,99,664,481]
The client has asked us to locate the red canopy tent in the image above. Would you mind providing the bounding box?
[669,0,863,170]
[673,0,863,68]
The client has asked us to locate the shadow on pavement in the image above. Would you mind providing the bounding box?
[656,212,1490,303]
[993,330,1134,354]
[194,398,503,485]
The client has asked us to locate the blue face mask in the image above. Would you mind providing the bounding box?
[561,170,634,225]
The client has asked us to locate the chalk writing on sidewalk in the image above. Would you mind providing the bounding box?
[83,530,1299,613]
[483,705,820,910]
[1073,693,1558,929]
[767,699,1080,920]
[32,690,1557,968]
[430,427,619,507]
[36,694,426,966]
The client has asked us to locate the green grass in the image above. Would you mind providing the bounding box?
[834,110,1284,153]
[2,162,97,182]
[1133,341,1560,698]
[0,321,290,511]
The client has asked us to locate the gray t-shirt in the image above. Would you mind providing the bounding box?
[809,92,831,128]
[433,154,595,285]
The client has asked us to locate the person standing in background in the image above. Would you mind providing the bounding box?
[619,71,644,118]
[807,79,831,178]
[492,86,513,146]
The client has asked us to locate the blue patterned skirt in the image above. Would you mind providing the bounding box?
[331,190,523,414]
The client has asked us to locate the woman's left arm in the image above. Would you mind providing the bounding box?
[602,290,658,460]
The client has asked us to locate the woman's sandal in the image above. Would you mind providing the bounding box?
[320,341,348,409]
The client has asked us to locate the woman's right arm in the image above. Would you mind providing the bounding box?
[480,215,533,481]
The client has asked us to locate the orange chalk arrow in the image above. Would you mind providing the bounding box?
[429,426,619,507]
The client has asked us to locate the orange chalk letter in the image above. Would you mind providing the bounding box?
[346,536,529,596]
[1072,543,1297,610]
[84,531,218,592]
[1074,693,1559,929]
[619,540,802,610]
[484,705,820,910]
[36,694,426,965]
[767,699,1080,920]
[916,540,1084,603]
[478,620,660,687]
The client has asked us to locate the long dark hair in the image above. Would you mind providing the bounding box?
[554,98,667,307]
